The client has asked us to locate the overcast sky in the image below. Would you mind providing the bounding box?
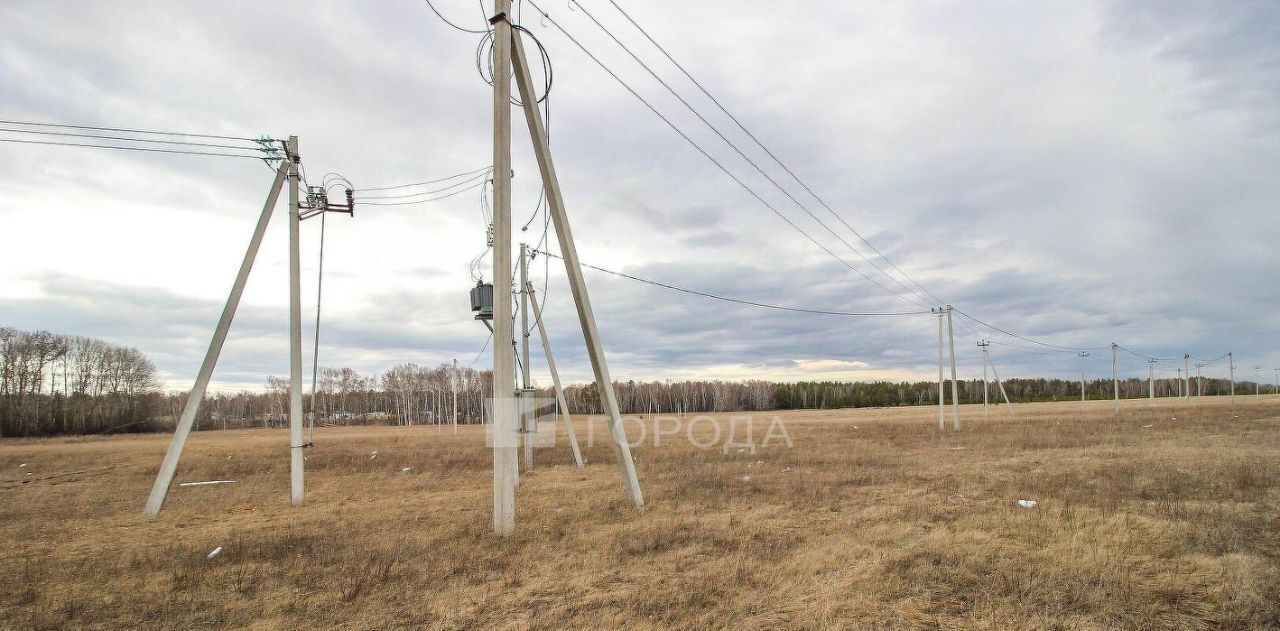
[1,1,1277,392]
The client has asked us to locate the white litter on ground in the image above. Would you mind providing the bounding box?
[179,480,236,487]
[369,451,379,459]
[400,467,413,473]
[206,546,224,559]
[1017,499,1038,508]
[18,463,26,468]
[741,475,751,482]
[1141,424,1154,428]
[949,447,966,451]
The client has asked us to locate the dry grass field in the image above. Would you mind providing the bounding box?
[2,396,1278,630]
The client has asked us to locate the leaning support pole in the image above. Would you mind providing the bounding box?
[946,306,960,431]
[511,29,643,507]
[144,159,288,517]
[491,0,518,536]
[528,283,584,467]
[936,310,945,430]
[988,351,1015,416]
[287,136,305,506]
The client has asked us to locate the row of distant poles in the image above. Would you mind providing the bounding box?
[932,304,1242,429]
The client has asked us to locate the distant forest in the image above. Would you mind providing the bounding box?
[0,325,1264,436]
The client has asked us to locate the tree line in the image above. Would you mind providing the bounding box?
[3,325,1266,436]
[1,326,161,436]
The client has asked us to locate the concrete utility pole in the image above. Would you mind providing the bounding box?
[491,0,517,536]
[144,156,289,517]
[1184,354,1190,400]
[977,340,990,417]
[520,243,533,472]
[936,309,944,430]
[1111,343,1119,414]
[511,26,643,507]
[1196,362,1204,397]
[1148,358,1157,406]
[1177,368,1183,398]
[287,136,305,506]
[528,282,584,467]
[1078,351,1090,411]
[1274,368,1279,395]
[1255,365,1263,397]
[452,358,459,435]
[946,306,960,431]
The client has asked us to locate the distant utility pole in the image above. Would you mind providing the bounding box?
[1274,368,1278,395]
[1177,368,1183,398]
[1255,365,1262,397]
[1196,362,1204,397]
[1228,352,1235,413]
[946,306,960,431]
[1183,354,1190,400]
[936,309,944,430]
[1111,343,1119,414]
[1078,351,1090,411]
[458,355,463,435]
[1148,358,1157,406]
[977,340,990,417]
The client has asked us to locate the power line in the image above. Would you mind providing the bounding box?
[571,0,933,308]
[0,127,269,152]
[358,171,492,200]
[525,0,930,309]
[422,0,489,34]
[534,249,931,317]
[0,119,264,143]
[0,137,269,160]
[954,309,1108,352]
[606,0,944,307]
[360,179,488,206]
[354,165,492,192]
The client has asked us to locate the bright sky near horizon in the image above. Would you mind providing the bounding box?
[1,1,1277,392]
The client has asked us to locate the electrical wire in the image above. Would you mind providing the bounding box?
[567,0,932,308]
[0,137,270,160]
[358,171,492,200]
[0,118,264,142]
[954,309,1108,352]
[423,0,489,34]
[534,249,931,317]
[354,165,492,192]
[476,24,554,105]
[605,0,945,307]
[524,2,930,310]
[360,179,488,206]
[0,127,270,152]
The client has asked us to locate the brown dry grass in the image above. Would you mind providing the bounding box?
[2,396,1278,630]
